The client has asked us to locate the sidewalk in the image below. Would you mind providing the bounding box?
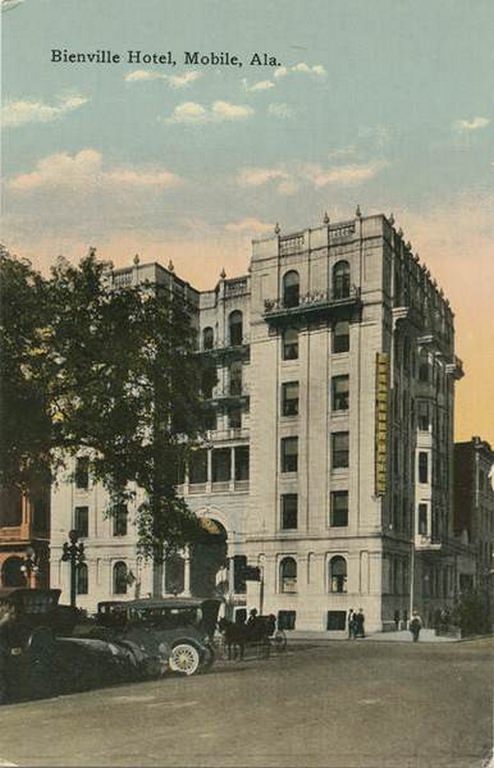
[287,628,458,643]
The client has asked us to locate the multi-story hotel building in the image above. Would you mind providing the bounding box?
[50,211,465,632]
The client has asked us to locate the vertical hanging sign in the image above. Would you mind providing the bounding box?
[375,352,389,496]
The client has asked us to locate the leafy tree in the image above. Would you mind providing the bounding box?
[1,247,214,582]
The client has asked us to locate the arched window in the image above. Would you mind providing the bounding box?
[76,563,88,595]
[228,311,243,346]
[333,261,351,300]
[203,326,214,351]
[113,561,128,595]
[283,271,300,308]
[280,556,297,593]
[330,556,347,593]
[282,328,299,360]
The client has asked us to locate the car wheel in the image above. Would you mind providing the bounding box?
[169,643,200,676]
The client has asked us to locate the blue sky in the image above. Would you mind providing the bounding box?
[1,0,493,440]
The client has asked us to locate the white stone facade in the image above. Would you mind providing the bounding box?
[50,212,464,632]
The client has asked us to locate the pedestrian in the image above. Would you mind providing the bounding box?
[355,608,365,638]
[409,609,423,642]
[347,608,355,639]
[393,609,400,631]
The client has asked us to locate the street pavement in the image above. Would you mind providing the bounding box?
[0,637,492,768]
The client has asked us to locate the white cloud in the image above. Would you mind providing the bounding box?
[167,100,253,123]
[224,218,273,234]
[242,78,275,92]
[168,71,202,88]
[274,62,326,79]
[1,0,23,12]
[453,116,490,132]
[125,69,202,88]
[302,160,387,187]
[1,94,88,128]
[268,102,293,119]
[8,149,181,193]
[237,167,290,187]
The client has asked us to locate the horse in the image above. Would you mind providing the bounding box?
[217,617,247,660]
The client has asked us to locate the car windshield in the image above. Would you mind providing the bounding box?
[130,607,201,629]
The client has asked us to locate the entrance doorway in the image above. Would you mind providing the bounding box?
[190,519,227,598]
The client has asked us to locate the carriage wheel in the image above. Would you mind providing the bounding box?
[273,629,287,653]
[169,643,201,676]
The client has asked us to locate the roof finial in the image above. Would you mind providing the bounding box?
[133,253,140,266]
[397,227,403,237]
[88,246,97,258]
[389,213,395,225]
[323,211,330,225]
[406,240,412,250]
[355,204,362,218]
[168,259,175,273]
[220,267,226,279]
[274,222,281,235]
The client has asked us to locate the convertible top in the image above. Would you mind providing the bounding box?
[97,596,221,611]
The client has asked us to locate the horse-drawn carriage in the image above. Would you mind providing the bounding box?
[217,612,287,660]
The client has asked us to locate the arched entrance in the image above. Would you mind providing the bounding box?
[1,556,26,587]
[190,518,227,598]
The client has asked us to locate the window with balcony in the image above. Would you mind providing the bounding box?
[234,446,249,481]
[417,401,430,430]
[280,557,297,593]
[330,491,348,527]
[331,432,349,469]
[113,562,128,595]
[74,506,89,538]
[202,326,214,350]
[189,449,208,484]
[329,556,347,593]
[282,381,299,416]
[212,448,231,482]
[282,328,299,360]
[75,457,89,489]
[333,261,350,299]
[332,375,349,411]
[281,437,298,473]
[283,271,300,308]
[332,321,350,353]
[228,310,243,346]
[418,452,429,483]
[228,408,242,429]
[229,361,243,396]
[281,494,298,529]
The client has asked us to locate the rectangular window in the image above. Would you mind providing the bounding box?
[75,457,89,489]
[189,449,208,484]
[418,503,428,535]
[332,321,350,354]
[281,494,298,529]
[418,452,428,483]
[74,506,89,538]
[330,491,348,527]
[278,610,296,630]
[282,382,299,416]
[332,375,349,411]
[234,446,249,481]
[282,329,298,361]
[331,432,349,469]
[326,611,346,631]
[212,448,231,482]
[417,401,430,431]
[233,555,247,594]
[229,362,242,396]
[281,437,298,473]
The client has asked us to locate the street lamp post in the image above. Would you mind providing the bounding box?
[20,545,39,588]
[61,529,85,607]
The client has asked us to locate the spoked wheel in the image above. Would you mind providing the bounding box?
[273,629,287,653]
[169,643,201,676]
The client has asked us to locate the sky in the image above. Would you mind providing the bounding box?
[1,0,493,444]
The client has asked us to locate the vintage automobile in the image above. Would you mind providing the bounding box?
[92,596,220,676]
[0,589,220,704]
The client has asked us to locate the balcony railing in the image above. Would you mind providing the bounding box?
[264,286,361,325]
